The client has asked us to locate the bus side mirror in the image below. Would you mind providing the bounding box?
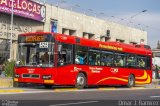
[16,61,20,66]
[58,45,62,52]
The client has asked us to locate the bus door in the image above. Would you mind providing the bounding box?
[56,43,75,85]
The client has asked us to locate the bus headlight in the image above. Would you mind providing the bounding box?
[15,74,20,78]
[42,75,52,79]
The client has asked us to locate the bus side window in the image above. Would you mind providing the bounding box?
[75,45,88,65]
[101,51,113,66]
[126,54,136,68]
[114,53,125,67]
[137,56,146,69]
[146,56,151,70]
[89,49,100,66]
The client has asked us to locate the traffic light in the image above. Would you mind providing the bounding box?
[106,30,110,37]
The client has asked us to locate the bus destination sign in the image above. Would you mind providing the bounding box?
[25,35,45,42]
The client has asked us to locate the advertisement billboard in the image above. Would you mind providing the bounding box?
[51,20,57,33]
[0,0,46,22]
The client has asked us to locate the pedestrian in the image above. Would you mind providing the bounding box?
[155,64,159,79]
[1,64,5,77]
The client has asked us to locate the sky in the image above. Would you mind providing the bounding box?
[38,0,160,49]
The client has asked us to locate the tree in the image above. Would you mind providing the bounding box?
[4,60,15,77]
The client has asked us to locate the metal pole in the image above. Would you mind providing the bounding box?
[9,0,14,61]
[128,10,147,27]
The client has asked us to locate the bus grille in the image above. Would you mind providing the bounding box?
[22,74,40,79]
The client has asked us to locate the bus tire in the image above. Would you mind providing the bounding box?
[75,73,87,89]
[127,74,135,88]
[44,84,53,89]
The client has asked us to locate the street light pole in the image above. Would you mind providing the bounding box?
[9,0,14,61]
[128,10,147,26]
[130,10,147,19]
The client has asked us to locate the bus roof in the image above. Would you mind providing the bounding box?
[19,32,53,36]
[55,33,152,56]
[19,32,152,56]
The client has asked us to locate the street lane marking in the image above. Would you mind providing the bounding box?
[150,96,160,98]
[50,101,99,106]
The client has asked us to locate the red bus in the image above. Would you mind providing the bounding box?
[14,32,152,88]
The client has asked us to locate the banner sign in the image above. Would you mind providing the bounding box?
[51,20,57,33]
[0,0,46,22]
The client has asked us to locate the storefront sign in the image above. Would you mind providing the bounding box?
[0,0,46,22]
[0,21,32,40]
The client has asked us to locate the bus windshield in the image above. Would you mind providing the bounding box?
[17,34,54,67]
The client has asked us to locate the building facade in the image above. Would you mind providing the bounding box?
[0,0,147,63]
[152,41,160,57]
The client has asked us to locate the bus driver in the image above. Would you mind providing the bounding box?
[41,52,49,63]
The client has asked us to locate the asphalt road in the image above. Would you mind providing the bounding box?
[0,86,160,106]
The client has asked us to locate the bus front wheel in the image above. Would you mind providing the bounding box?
[75,73,87,89]
[127,74,135,88]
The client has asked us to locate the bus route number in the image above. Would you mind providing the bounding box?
[39,42,48,48]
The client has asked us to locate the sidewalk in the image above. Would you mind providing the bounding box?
[144,79,160,88]
[0,77,13,88]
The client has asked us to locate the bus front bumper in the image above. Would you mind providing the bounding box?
[14,78,54,84]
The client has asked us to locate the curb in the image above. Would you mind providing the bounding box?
[54,88,78,92]
[0,89,24,93]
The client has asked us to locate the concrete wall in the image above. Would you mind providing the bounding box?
[44,4,147,44]
[0,14,44,40]
[0,3,147,61]
[0,13,44,61]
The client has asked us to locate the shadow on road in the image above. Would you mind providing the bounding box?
[15,83,148,90]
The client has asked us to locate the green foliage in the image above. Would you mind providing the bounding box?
[4,60,15,77]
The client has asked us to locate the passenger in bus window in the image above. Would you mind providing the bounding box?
[139,59,145,68]
[75,55,80,64]
[58,54,64,66]
[79,54,84,64]
[127,57,134,66]
[106,55,112,66]
[32,54,36,63]
[116,57,124,67]
[119,58,124,66]
[89,56,95,65]
[96,55,100,65]
[58,51,66,66]
[75,54,84,64]
[101,56,106,66]
[32,53,40,64]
